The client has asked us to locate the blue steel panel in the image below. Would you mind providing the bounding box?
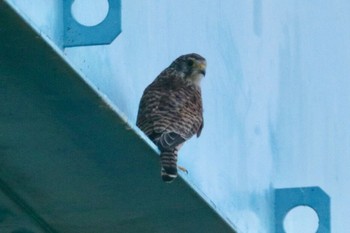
[274,187,330,233]
[63,0,121,47]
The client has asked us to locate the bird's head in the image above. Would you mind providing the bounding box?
[171,53,207,86]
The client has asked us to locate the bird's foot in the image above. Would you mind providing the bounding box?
[177,165,188,174]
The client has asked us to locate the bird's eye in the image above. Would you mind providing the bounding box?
[187,60,194,66]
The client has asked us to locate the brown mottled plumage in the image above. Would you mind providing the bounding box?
[137,53,206,183]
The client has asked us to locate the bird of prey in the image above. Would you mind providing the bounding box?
[137,53,206,183]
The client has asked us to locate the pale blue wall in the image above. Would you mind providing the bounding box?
[6,0,350,232]
[6,0,63,46]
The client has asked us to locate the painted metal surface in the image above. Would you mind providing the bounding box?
[0,2,235,232]
[274,187,330,233]
[63,0,121,47]
[4,0,350,232]
[0,188,45,233]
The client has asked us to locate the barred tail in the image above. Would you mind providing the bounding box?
[160,150,178,183]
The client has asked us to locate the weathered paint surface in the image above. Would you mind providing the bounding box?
[6,0,350,232]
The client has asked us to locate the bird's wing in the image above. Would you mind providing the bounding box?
[197,120,204,137]
[137,70,203,141]
[136,70,176,136]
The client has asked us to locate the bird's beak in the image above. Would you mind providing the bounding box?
[198,61,207,76]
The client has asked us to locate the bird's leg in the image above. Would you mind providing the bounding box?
[177,165,188,174]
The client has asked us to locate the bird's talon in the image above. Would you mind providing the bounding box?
[178,165,188,174]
